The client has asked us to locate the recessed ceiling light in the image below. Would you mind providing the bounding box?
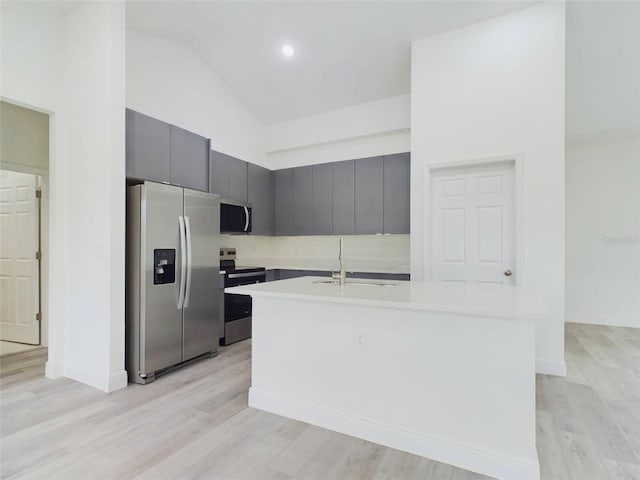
[281,44,295,58]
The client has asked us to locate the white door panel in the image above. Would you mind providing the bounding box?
[432,165,515,285]
[0,170,39,344]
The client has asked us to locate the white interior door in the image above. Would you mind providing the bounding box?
[431,163,515,285]
[0,170,40,344]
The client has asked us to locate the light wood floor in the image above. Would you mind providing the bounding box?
[0,323,638,480]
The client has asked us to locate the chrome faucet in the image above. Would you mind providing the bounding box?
[331,236,346,285]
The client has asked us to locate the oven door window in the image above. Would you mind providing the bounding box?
[224,272,265,322]
[225,293,252,322]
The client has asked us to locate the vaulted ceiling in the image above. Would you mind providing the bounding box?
[126,1,536,124]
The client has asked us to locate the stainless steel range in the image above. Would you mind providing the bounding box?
[220,248,265,345]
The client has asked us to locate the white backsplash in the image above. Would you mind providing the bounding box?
[219,234,410,274]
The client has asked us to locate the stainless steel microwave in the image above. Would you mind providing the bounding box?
[220,201,251,233]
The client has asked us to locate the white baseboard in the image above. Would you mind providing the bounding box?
[107,370,128,392]
[535,358,566,377]
[566,313,640,329]
[249,388,540,480]
[45,361,64,379]
[64,366,128,393]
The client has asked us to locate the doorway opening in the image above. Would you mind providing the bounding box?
[0,169,43,356]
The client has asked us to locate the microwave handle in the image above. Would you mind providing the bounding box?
[243,206,249,232]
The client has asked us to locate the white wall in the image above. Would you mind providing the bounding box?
[566,136,640,328]
[410,3,566,375]
[564,1,640,328]
[1,2,127,392]
[64,2,127,392]
[565,1,640,141]
[0,101,50,173]
[265,95,410,169]
[126,30,266,166]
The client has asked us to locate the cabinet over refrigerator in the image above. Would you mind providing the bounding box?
[126,181,220,384]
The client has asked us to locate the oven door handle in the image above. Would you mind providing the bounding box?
[227,271,265,280]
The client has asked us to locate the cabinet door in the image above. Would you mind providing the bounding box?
[383,152,410,234]
[274,168,293,236]
[126,109,171,183]
[312,163,333,235]
[170,125,209,192]
[228,158,248,203]
[355,156,384,234]
[209,151,230,198]
[332,160,355,235]
[292,166,313,235]
[248,163,274,235]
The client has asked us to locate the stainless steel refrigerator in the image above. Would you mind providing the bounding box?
[126,181,220,384]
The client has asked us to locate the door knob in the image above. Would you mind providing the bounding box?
[504,269,513,277]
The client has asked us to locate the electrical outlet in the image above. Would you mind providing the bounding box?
[354,332,367,349]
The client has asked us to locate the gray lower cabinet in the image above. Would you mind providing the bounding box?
[312,163,333,235]
[170,125,210,192]
[383,152,410,234]
[209,151,248,203]
[125,109,171,184]
[332,160,355,235]
[292,166,313,235]
[265,270,279,282]
[248,163,274,235]
[274,168,293,235]
[355,156,384,234]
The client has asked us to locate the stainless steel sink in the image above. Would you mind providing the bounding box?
[312,280,397,287]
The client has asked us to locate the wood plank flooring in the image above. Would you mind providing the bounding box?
[0,323,638,480]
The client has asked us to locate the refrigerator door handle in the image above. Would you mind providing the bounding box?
[183,216,193,308]
[177,215,187,309]
[243,206,249,232]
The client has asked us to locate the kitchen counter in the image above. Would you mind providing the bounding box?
[226,276,548,321]
[228,276,542,480]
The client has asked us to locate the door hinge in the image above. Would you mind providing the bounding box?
[36,312,42,322]
[35,251,41,260]
[36,189,42,199]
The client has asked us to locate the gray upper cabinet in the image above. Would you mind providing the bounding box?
[209,151,230,199]
[274,168,293,236]
[383,152,410,234]
[355,156,384,234]
[312,163,333,235]
[209,150,247,203]
[126,109,171,184]
[248,163,274,235]
[332,160,355,235]
[170,125,210,192]
[292,166,313,235]
[227,157,248,203]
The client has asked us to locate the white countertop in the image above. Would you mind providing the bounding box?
[226,276,548,320]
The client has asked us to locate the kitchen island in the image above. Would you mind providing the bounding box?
[226,277,546,480]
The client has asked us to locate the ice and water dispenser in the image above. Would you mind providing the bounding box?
[153,249,176,285]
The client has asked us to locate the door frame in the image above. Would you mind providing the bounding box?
[423,154,524,286]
